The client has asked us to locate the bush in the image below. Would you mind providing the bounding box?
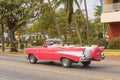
[108,37,120,49]
[98,38,108,48]
[91,38,108,48]
[72,37,79,44]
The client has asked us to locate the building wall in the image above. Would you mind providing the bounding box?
[101,0,120,22]
[108,22,120,40]
[101,0,120,40]
[101,12,120,23]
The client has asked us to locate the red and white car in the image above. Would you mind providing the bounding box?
[25,39,105,67]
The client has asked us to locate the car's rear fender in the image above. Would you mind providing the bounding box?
[60,55,80,63]
[91,47,104,61]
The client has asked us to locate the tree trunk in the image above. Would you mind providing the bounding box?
[1,23,5,52]
[64,21,72,43]
[102,24,105,39]
[84,0,90,46]
[9,28,18,52]
[48,0,62,39]
[73,13,82,45]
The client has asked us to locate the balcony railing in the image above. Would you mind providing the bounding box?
[104,3,120,13]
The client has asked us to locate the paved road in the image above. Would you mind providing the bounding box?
[0,53,120,80]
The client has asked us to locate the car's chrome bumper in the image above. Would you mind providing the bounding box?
[101,52,105,60]
[80,54,91,62]
[80,52,105,62]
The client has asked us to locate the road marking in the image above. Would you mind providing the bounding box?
[0,61,113,80]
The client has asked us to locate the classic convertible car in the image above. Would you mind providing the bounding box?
[25,39,105,67]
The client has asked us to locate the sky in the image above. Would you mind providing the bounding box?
[63,0,101,20]
[45,0,101,20]
[78,0,101,20]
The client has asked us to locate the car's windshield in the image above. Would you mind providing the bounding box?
[45,39,63,47]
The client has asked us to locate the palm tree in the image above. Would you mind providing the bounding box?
[53,0,90,45]
[78,0,90,45]
[54,0,83,44]
[83,0,90,46]
[48,0,62,39]
[94,6,101,39]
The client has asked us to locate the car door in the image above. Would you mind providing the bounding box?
[38,47,53,60]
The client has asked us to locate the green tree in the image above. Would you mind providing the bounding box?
[0,21,5,51]
[31,3,58,38]
[0,0,42,51]
[93,5,108,47]
[54,0,83,43]
[72,9,87,45]
[94,6,103,44]
[56,9,68,40]
[48,0,62,38]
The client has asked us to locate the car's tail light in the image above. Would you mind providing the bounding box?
[91,47,102,61]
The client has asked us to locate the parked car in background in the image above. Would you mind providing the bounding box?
[25,39,105,68]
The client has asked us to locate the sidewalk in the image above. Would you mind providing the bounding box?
[0,48,25,54]
[104,52,120,56]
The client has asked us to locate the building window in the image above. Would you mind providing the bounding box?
[113,0,119,3]
[113,0,119,11]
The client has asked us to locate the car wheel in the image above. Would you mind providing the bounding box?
[81,61,91,66]
[61,58,72,68]
[29,54,38,64]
